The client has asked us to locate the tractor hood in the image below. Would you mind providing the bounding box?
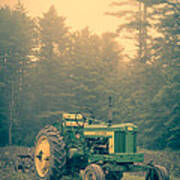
[84,123,138,132]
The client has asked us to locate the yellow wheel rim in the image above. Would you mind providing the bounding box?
[85,172,96,180]
[35,136,51,177]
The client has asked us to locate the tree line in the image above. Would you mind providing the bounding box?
[0,0,179,150]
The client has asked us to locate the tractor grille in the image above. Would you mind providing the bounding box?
[114,131,136,153]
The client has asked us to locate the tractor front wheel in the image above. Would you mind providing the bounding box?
[145,165,169,180]
[34,125,66,180]
[83,164,105,180]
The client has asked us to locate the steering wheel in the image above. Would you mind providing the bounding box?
[75,112,87,128]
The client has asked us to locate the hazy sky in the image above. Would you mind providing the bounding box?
[0,0,120,34]
[0,0,138,57]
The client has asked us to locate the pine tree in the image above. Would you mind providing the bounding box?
[30,5,71,127]
[143,0,180,149]
[0,3,37,145]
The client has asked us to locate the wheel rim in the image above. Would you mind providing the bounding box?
[85,171,96,180]
[35,136,50,177]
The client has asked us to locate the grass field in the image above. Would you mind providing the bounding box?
[1,170,180,180]
[0,146,179,180]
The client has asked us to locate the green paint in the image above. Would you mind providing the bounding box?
[89,153,144,163]
[125,132,136,153]
[115,131,125,153]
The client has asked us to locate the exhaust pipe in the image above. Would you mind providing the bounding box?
[108,96,112,126]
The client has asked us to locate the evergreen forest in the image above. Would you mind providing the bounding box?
[0,0,179,152]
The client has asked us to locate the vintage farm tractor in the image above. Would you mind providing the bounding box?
[33,112,169,180]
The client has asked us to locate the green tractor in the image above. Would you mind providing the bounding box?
[34,112,169,180]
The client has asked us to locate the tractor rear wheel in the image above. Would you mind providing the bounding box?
[34,125,66,180]
[145,165,169,180]
[83,164,105,180]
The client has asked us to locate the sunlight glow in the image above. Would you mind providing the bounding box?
[23,0,120,34]
[0,0,137,56]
